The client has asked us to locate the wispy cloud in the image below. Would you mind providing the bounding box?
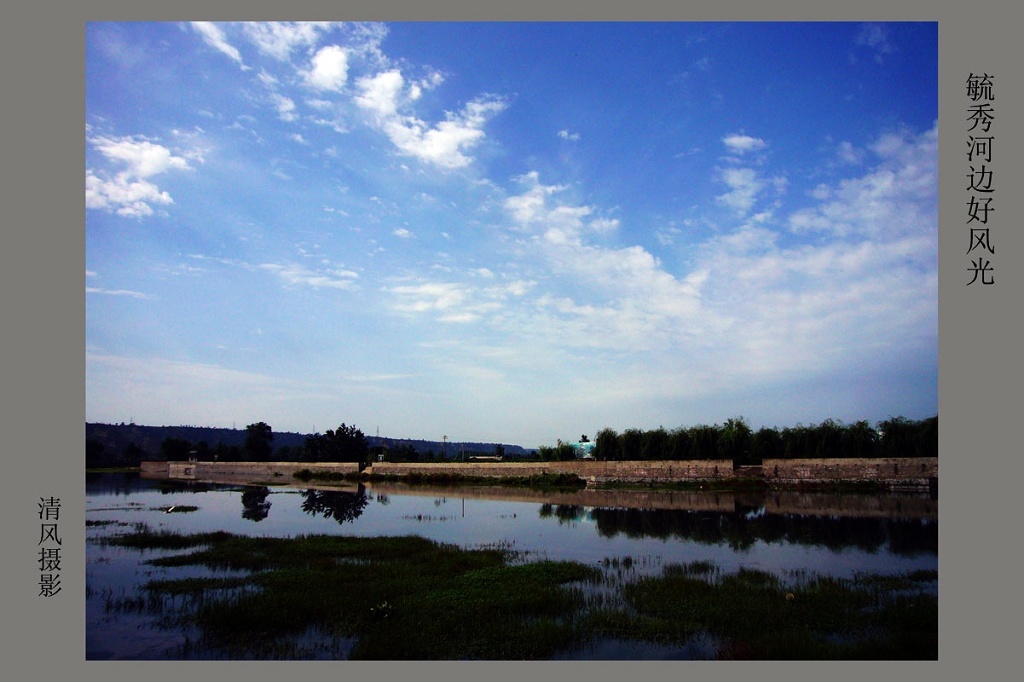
[86,287,151,299]
[242,21,339,61]
[854,23,897,64]
[191,22,247,69]
[258,262,360,290]
[789,123,937,239]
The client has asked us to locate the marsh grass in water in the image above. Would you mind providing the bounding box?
[592,561,938,659]
[102,528,936,660]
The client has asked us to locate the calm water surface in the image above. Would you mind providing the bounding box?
[86,472,937,660]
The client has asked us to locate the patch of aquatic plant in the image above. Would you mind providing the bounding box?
[144,576,252,596]
[130,529,601,659]
[150,505,199,514]
[293,468,365,483]
[590,561,937,659]
[99,528,936,660]
[99,525,235,551]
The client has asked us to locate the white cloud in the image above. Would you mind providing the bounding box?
[355,69,506,169]
[258,262,359,290]
[504,172,623,245]
[242,21,337,61]
[355,70,404,117]
[304,45,349,91]
[836,140,863,165]
[89,135,191,177]
[558,129,580,141]
[387,277,532,325]
[191,22,246,69]
[393,228,413,239]
[86,287,151,299]
[389,282,468,314]
[722,133,766,154]
[86,173,173,217]
[588,218,620,233]
[500,173,713,352]
[855,23,896,64]
[716,167,765,216]
[789,123,937,239]
[270,93,298,122]
[86,134,194,218]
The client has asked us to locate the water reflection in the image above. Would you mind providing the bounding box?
[299,485,369,525]
[241,487,271,522]
[87,473,937,659]
[586,505,935,556]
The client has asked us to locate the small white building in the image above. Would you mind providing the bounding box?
[569,441,596,459]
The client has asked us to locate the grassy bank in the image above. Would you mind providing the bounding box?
[99,528,937,660]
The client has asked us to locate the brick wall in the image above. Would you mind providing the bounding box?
[140,457,938,489]
[371,459,733,482]
[763,457,938,486]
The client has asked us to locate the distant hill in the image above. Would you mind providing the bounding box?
[85,422,532,466]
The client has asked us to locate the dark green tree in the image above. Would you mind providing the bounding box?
[669,427,693,460]
[594,428,621,461]
[122,442,145,466]
[86,439,106,467]
[812,418,844,458]
[688,424,720,460]
[244,422,274,462]
[718,417,753,464]
[160,437,192,461]
[303,423,368,463]
[641,427,670,461]
[750,426,783,462]
[621,428,644,460]
[840,420,879,458]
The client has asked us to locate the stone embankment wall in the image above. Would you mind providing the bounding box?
[141,457,938,491]
[370,459,732,482]
[140,460,360,484]
[762,457,938,491]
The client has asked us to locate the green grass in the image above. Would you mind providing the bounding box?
[103,529,937,660]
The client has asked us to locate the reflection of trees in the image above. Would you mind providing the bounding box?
[538,504,585,525]
[300,486,369,525]
[240,487,271,522]
[589,507,937,557]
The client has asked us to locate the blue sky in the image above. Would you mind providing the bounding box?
[85,22,938,448]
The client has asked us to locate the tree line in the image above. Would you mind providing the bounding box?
[573,416,937,464]
[87,415,937,468]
